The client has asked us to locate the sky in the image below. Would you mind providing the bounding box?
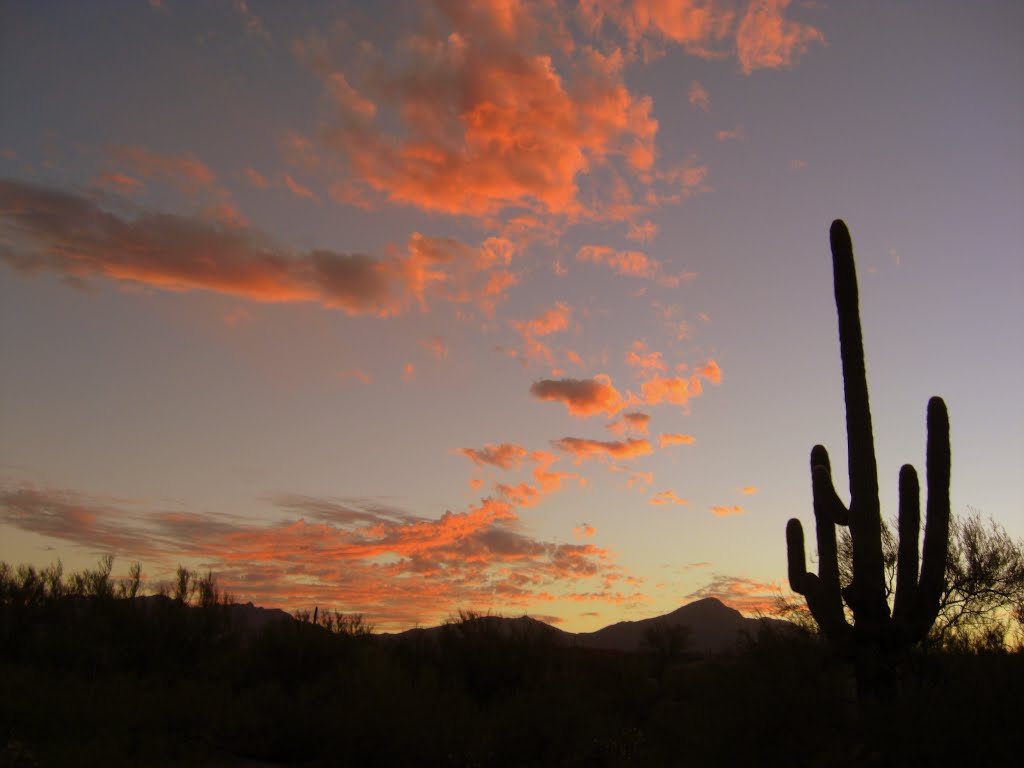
[1,0,1022,633]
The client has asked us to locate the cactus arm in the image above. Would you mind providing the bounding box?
[829,220,887,622]
[891,464,920,626]
[787,518,812,594]
[810,445,850,525]
[913,396,951,638]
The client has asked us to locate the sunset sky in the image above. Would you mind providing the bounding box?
[1,1,1021,632]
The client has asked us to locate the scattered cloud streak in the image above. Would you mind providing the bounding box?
[0,179,520,318]
[0,482,637,628]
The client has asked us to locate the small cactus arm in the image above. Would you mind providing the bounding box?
[786,220,951,653]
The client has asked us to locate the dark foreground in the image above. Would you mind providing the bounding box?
[2,591,1022,767]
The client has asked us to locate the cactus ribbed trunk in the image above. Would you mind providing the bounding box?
[786,220,951,700]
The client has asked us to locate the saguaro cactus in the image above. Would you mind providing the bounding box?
[786,220,951,690]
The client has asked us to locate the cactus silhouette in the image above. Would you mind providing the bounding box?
[786,220,950,695]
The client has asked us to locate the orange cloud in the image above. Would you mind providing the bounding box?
[511,302,574,365]
[311,2,659,222]
[518,301,573,337]
[337,369,371,384]
[454,443,528,471]
[625,341,666,373]
[576,245,659,279]
[686,574,782,615]
[735,0,826,75]
[739,486,758,495]
[626,219,658,242]
[243,167,270,189]
[607,411,650,435]
[553,437,652,463]
[0,180,527,319]
[650,490,689,505]
[92,171,143,194]
[715,125,745,142]
[421,335,449,361]
[284,173,320,202]
[688,79,710,111]
[497,482,541,507]
[0,483,637,629]
[694,358,722,384]
[580,0,823,76]
[109,145,215,192]
[658,433,696,448]
[530,375,625,417]
[573,523,596,539]
[710,505,745,517]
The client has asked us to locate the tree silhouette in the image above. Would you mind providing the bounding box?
[785,220,951,700]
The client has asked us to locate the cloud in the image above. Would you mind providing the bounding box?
[109,145,215,192]
[739,486,758,495]
[309,1,659,222]
[517,302,573,337]
[658,433,695,448]
[92,172,144,195]
[530,375,625,417]
[650,490,689,505]
[735,0,825,74]
[0,179,392,312]
[511,301,574,365]
[625,341,666,373]
[686,574,781,615]
[421,335,449,361]
[715,125,744,142]
[607,411,650,435]
[337,369,371,384]
[694,359,722,384]
[454,443,528,471]
[626,219,658,242]
[0,179,522,319]
[283,173,320,203]
[552,437,652,463]
[576,245,659,279]
[579,0,823,75]
[243,167,270,189]
[573,523,596,539]
[709,505,745,517]
[0,482,638,629]
[688,79,710,112]
[637,358,720,410]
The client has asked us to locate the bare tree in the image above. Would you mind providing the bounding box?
[837,509,1024,648]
